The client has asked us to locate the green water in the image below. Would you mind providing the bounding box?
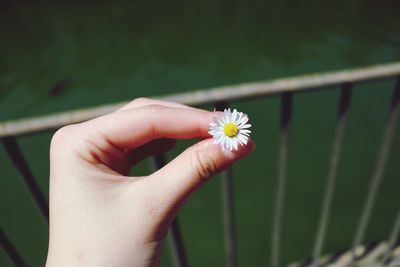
[1,1,400,266]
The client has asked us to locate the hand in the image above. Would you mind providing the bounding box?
[45,98,254,267]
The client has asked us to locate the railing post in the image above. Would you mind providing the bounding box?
[312,83,352,266]
[380,207,400,264]
[271,92,293,267]
[150,154,189,267]
[350,77,400,265]
[215,101,238,267]
[0,227,28,267]
[1,136,49,223]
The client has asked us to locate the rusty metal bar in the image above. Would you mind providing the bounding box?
[1,62,400,138]
[0,227,28,267]
[271,92,293,267]
[215,101,238,267]
[351,77,400,263]
[150,154,189,267]
[221,167,237,267]
[312,83,353,265]
[1,136,49,222]
[381,207,400,264]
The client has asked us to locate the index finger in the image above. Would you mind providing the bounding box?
[83,105,218,150]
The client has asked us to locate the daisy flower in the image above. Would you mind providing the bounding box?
[208,108,252,151]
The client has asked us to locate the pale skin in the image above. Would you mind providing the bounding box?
[46,98,254,267]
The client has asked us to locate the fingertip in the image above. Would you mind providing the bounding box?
[193,137,255,172]
[216,138,255,163]
[147,137,255,213]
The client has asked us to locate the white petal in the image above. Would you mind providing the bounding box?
[210,133,220,139]
[236,112,243,122]
[235,136,243,145]
[240,129,251,134]
[224,108,230,120]
[224,114,231,124]
[236,112,244,124]
[237,115,248,125]
[213,130,224,136]
[238,133,249,140]
[216,135,225,144]
[214,135,224,141]
[240,124,251,129]
[240,135,248,145]
[232,139,238,150]
[226,138,230,151]
[231,109,238,123]
[229,138,234,151]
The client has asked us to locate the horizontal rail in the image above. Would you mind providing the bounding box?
[1,62,400,138]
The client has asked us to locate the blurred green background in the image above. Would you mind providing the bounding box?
[1,0,400,266]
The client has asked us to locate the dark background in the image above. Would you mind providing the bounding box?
[1,0,400,266]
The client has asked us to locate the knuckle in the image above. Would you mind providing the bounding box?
[139,104,165,118]
[51,125,76,148]
[50,125,82,161]
[143,104,163,112]
[131,97,152,106]
[191,148,217,182]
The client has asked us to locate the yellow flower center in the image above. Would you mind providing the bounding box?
[223,123,239,137]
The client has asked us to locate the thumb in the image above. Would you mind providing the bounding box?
[151,138,255,206]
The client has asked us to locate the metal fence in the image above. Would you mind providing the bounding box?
[1,62,400,267]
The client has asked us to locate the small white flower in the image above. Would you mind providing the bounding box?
[208,108,252,151]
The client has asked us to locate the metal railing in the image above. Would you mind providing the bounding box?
[1,62,400,267]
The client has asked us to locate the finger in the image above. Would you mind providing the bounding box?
[83,105,219,151]
[128,138,176,166]
[116,97,202,112]
[150,138,255,208]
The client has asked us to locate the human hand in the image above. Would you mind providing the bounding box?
[45,98,254,267]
